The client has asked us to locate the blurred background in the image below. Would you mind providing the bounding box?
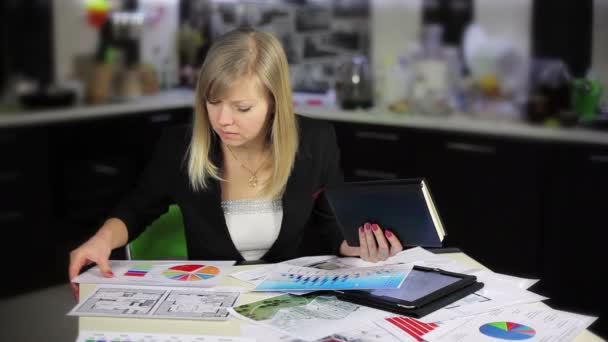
[0,0,607,339]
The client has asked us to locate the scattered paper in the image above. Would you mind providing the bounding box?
[69,285,239,320]
[472,270,539,290]
[420,283,547,323]
[230,255,346,285]
[76,330,255,342]
[231,265,274,283]
[73,260,235,288]
[336,247,439,268]
[241,322,400,342]
[339,247,482,275]
[71,249,595,342]
[230,293,387,341]
[281,255,340,267]
[423,303,597,342]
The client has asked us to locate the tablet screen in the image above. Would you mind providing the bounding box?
[367,268,461,302]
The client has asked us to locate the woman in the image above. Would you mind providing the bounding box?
[69,28,403,297]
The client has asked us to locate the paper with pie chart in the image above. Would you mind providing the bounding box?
[422,303,597,342]
[162,264,222,281]
[479,322,536,340]
[72,260,235,287]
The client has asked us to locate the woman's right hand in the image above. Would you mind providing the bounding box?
[69,218,128,300]
[68,234,114,300]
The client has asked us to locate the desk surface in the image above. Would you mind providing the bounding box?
[79,253,602,341]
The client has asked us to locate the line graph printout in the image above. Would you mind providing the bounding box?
[69,285,240,320]
[254,263,413,291]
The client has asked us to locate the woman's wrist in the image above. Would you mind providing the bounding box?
[97,218,128,249]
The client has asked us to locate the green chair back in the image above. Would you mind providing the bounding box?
[126,204,188,260]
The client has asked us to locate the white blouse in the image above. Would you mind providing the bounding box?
[221,198,283,261]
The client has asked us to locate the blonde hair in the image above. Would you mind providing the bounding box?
[188,28,298,198]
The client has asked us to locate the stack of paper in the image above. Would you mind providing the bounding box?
[227,248,599,341]
[72,248,598,342]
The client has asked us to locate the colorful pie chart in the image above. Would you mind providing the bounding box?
[479,322,536,340]
[162,264,220,281]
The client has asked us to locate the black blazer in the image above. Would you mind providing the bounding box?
[110,115,344,262]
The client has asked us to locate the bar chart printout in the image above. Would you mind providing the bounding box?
[254,263,413,291]
[376,315,440,341]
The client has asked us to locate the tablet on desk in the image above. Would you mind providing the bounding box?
[333,265,484,318]
[325,178,446,247]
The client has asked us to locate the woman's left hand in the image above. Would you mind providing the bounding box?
[339,222,404,262]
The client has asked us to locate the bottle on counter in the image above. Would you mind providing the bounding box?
[526,59,572,124]
[335,55,374,110]
[408,24,453,116]
[120,68,143,100]
[572,78,602,121]
[379,55,415,113]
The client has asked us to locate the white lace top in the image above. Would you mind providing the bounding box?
[221,198,283,261]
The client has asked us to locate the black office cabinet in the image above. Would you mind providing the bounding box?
[420,133,543,277]
[330,121,543,277]
[0,108,191,298]
[331,121,418,181]
[50,118,138,235]
[541,143,607,336]
[0,127,54,296]
[49,109,192,242]
[0,127,51,238]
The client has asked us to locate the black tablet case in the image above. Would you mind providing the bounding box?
[325,178,446,248]
[333,266,484,318]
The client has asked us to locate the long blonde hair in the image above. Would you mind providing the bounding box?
[188,28,298,198]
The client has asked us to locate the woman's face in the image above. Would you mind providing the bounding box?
[206,76,272,148]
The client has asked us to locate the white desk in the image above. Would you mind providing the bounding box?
[79,253,603,341]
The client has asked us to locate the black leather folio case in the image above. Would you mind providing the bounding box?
[325,178,446,247]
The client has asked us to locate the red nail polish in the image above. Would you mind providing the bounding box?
[385,230,393,238]
[372,224,379,231]
[365,223,371,231]
[359,226,364,233]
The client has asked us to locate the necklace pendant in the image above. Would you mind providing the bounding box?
[248,175,258,188]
